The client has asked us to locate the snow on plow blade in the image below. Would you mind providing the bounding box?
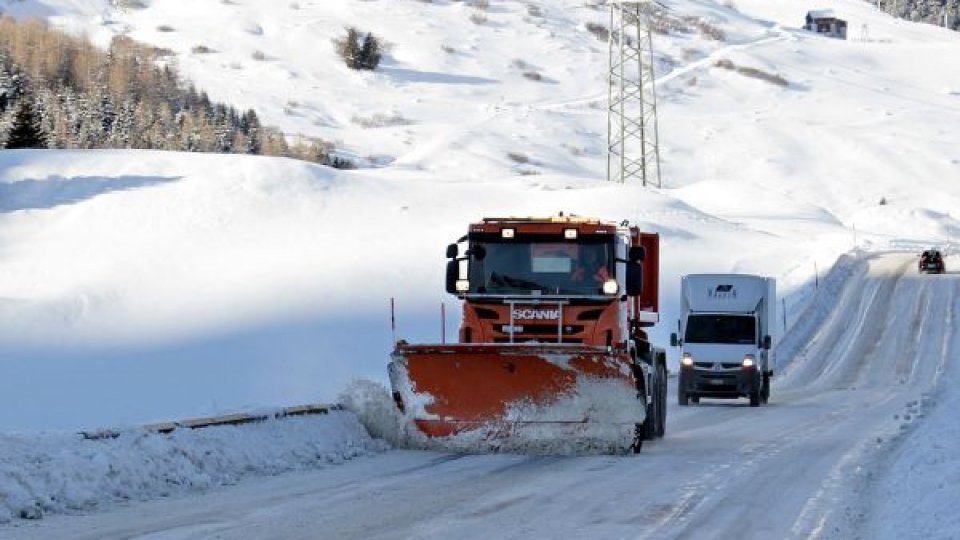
[388,343,646,454]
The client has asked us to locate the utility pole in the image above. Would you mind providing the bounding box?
[607,1,662,187]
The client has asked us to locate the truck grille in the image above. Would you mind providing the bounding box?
[693,362,743,372]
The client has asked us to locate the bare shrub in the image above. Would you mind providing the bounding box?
[507,152,530,164]
[351,112,411,128]
[111,0,148,9]
[714,58,735,70]
[693,19,726,41]
[714,59,788,87]
[287,136,337,164]
[151,46,175,58]
[682,48,702,61]
[191,45,215,54]
[735,66,788,87]
[527,4,543,17]
[441,44,456,54]
[647,8,726,41]
[469,12,487,25]
[522,71,542,82]
[251,50,267,61]
[585,22,609,41]
[156,25,175,32]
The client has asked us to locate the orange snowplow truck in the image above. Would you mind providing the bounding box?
[389,216,667,454]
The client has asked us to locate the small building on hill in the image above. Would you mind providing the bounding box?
[804,9,847,39]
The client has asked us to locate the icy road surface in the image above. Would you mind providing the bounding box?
[4,253,956,540]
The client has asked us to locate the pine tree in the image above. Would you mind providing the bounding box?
[6,96,46,149]
[336,27,362,69]
[359,33,382,70]
[335,28,382,70]
[240,109,261,154]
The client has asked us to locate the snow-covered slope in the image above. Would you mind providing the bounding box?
[0,0,956,430]
[0,0,959,534]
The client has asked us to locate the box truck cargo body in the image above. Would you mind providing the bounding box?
[671,274,775,407]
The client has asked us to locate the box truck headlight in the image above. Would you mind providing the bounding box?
[681,353,694,367]
[564,228,578,240]
[456,279,470,292]
[602,279,618,295]
[742,355,756,368]
[501,228,515,239]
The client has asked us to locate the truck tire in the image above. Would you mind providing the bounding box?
[761,372,771,404]
[749,389,761,407]
[656,362,667,437]
[678,387,689,406]
[644,362,666,439]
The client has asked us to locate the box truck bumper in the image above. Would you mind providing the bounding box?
[679,367,761,399]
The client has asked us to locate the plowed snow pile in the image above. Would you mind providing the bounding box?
[342,378,640,456]
[0,411,385,523]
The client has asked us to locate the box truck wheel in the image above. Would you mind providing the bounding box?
[761,372,771,404]
[678,387,689,406]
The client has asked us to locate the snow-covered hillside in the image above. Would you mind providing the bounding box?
[0,0,959,536]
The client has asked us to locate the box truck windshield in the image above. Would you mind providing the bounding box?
[684,314,756,345]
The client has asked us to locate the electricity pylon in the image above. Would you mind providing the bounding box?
[607,1,662,187]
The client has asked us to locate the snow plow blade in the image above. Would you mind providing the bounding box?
[388,343,646,453]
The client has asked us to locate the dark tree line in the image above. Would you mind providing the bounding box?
[0,17,346,166]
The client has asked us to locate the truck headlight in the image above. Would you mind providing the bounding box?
[455,279,470,292]
[681,353,693,367]
[742,355,756,368]
[602,279,618,295]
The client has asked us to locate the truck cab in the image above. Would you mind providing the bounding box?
[446,216,659,348]
[671,274,775,407]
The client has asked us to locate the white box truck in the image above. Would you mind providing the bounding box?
[671,274,775,407]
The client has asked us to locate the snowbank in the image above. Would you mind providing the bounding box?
[0,411,386,523]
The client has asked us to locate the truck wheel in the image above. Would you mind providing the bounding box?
[678,388,689,406]
[656,363,667,438]
[643,394,658,440]
[749,390,760,407]
[761,373,771,404]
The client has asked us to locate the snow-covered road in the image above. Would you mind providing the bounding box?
[4,253,956,539]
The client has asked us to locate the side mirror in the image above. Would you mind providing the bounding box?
[629,246,645,263]
[626,263,643,296]
[470,244,486,261]
[445,260,459,294]
[446,243,458,258]
[670,333,678,347]
[763,335,772,350]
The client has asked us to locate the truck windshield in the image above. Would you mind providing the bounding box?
[467,239,613,296]
[685,314,756,345]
